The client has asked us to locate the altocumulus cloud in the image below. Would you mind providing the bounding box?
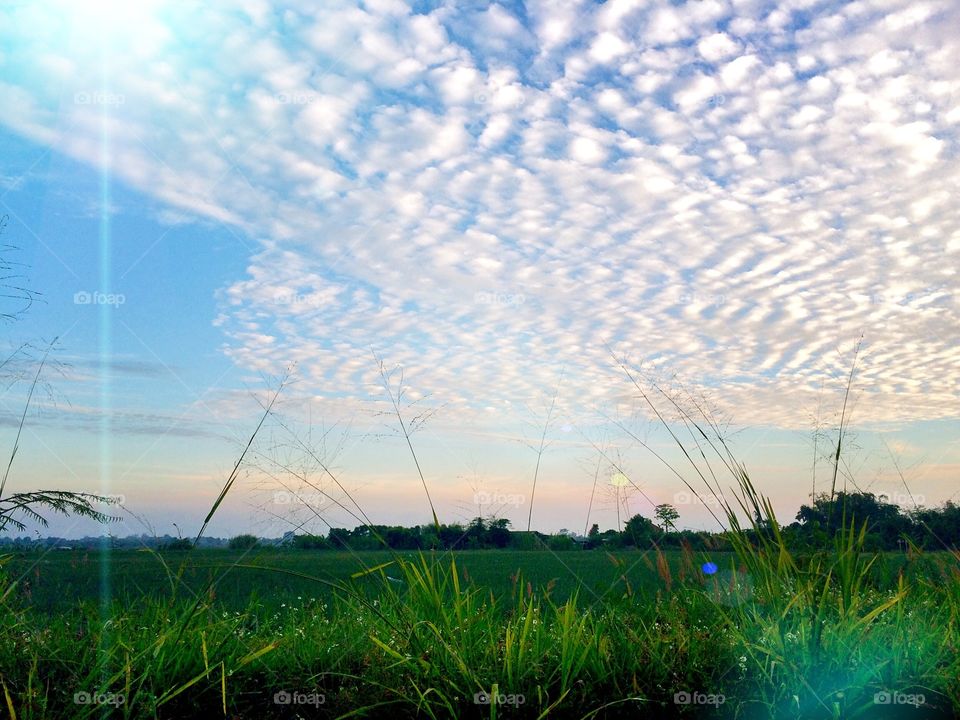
[1,0,959,429]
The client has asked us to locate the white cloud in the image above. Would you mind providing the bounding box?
[569,136,607,164]
[645,6,689,44]
[0,0,958,441]
[719,53,761,87]
[589,32,631,64]
[698,32,739,62]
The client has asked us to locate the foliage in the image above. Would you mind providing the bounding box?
[228,534,259,550]
[0,491,119,533]
[654,503,680,532]
[159,538,194,552]
[0,541,957,719]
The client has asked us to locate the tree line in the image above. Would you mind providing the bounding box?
[258,492,960,553]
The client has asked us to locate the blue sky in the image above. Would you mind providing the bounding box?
[0,0,958,539]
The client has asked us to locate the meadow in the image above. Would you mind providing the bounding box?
[6,549,698,613]
[1,537,958,718]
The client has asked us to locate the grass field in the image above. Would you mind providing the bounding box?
[5,548,723,613]
[1,539,958,719]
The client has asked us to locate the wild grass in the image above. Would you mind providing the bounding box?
[0,354,958,717]
[1,541,956,718]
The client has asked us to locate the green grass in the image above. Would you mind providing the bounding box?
[3,548,723,614]
[0,540,958,718]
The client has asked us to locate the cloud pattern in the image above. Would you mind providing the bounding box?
[1,0,959,432]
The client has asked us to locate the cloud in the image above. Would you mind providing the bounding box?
[1,0,959,438]
[698,32,740,63]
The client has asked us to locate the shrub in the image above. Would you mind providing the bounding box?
[228,534,258,550]
[159,538,193,551]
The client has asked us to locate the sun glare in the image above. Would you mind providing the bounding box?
[47,0,168,49]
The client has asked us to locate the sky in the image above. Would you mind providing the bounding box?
[0,0,958,540]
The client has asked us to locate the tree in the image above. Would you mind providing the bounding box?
[486,518,511,548]
[228,534,259,550]
[788,491,946,551]
[585,523,601,549]
[623,513,659,547]
[160,537,193,551]
[654,504,680,533]
[328,527,351,548]
[292,533,328,549]
[548,533,575,550]
[465,517,487,548]
[0,491,119,533]
[438,523,465,549]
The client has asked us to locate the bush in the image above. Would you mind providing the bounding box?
[159,538,193,551]
[227,534,258,550]
[292,534,329,550]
